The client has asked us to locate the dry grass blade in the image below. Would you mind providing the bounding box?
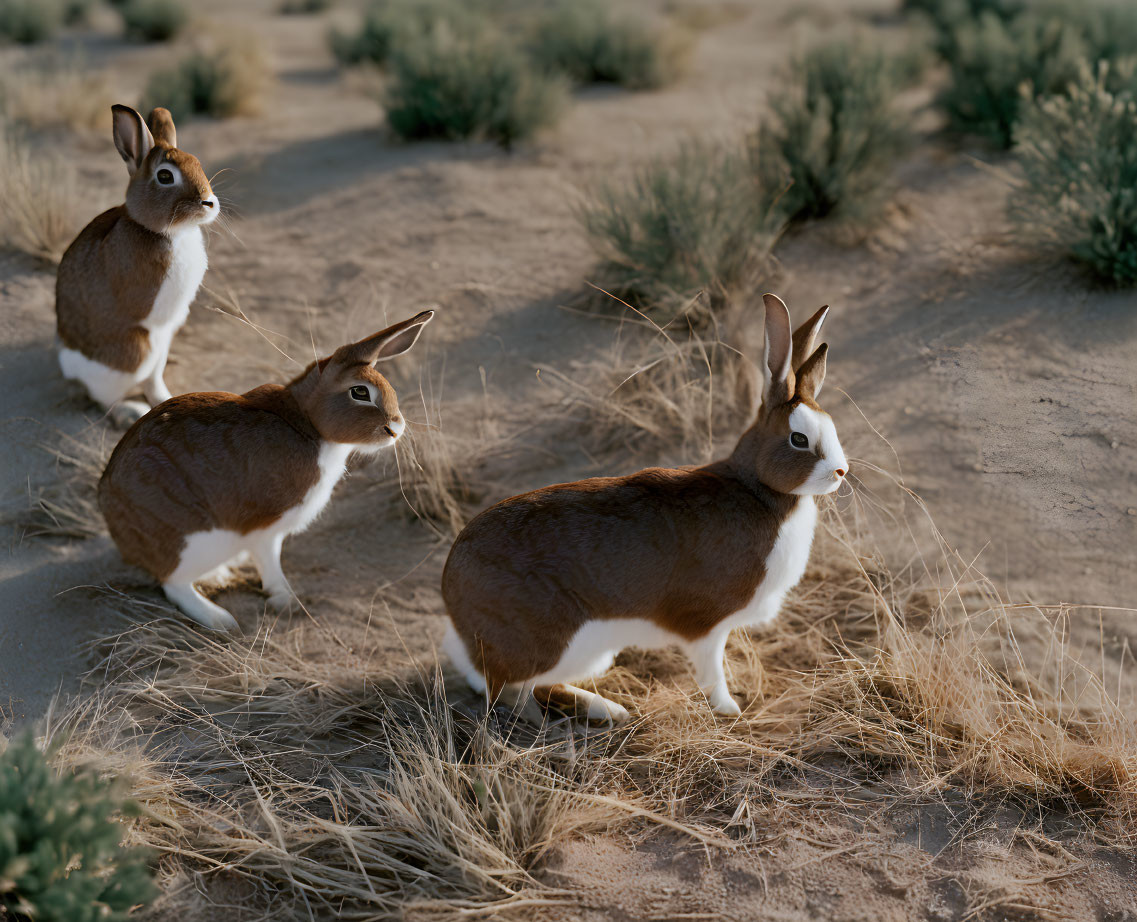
[0,123,80,263]
[542,302,758,466]
[16,429,111,539]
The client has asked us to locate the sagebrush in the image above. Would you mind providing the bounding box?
[531,0,691,90]
[120,0,188,43]
[751,39,911,224]
[330,0,472,67]
[0,733,155,922]
[1011,64,1137,286]
[0,0,65,43]
[384,18,567,149]
[143,34,268,120]
[580,142,779,321]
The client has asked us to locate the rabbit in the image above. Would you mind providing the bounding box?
[98,310,435,632]
[56,104,220,427]
[441,294,846,724]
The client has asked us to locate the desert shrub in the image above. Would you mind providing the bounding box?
[0,0,65,43]
[143,35,267,120]
[751,39,911,224]
[0,61,111,135]
[530,0,691,90]
[1011,64,1137,286]
[120,0,187,42]
[384,19,568,149]
[0,123,79,262]
[580,142,779,320]
[938,10,1086,148]
[280,0,331,13]
[330,0,472,67]
[0,734,154,922]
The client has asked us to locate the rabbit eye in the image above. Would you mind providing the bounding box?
[156,168,175,185]
[789,432,809,449]
[349,385,371,402]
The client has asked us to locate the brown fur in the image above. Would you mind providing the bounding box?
[98,311,434,580]
[442,295,839,693]
[55,105,215,371]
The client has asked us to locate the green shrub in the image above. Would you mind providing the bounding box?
[330,0,472,67]
[143,35,267,119]
[280,0,331,13]
[0,0,65,43]
[580,141,780,320]
[120,0,187,42]
[1010,63,1137,286]
[751,40,911,224]
[530,0,690,90]
[384,19,567,149]
[901,0,1021,54]
[938,10,1086,148]
[0,734,155,921]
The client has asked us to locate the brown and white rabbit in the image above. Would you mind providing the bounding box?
[56,105,219,426]
[442,294,846,723]
[98,310,434,632]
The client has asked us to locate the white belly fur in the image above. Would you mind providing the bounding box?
[168,442,355,584]
[59,225,206,395]
[453,497,819,689]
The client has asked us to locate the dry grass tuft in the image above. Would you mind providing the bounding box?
[591,494,1137,835]
[47,609,646,919]
[16,429,111,540]
[0,60,112,135]
[384,376,537,538]
[0,123,80,263]
[541,300,760,466]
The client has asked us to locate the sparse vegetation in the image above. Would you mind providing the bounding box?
[0,123,79,262]
[17,431,111,539]
[924,0,1137,147]
[751,39,912,224]
[0,0,65,44]
[329,0,470,67]
[280,0,331,13]
[938,10,1086,147]
[120,0,188,43]
[1011,64,1137,286]
[143,34,268,120]
[543,312,758,465]
[580,142,780,321]
[383,19,568,149]
[0,733,155,922]
[531,0,691,90]
[0,61,112,135]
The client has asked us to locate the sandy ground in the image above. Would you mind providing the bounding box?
[2,0,1136,917]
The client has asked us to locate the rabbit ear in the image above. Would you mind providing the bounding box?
[112,104,154,174]
[791,305,828,372]
[795,343,828,401]
[762,294,795,407]
[334,310,435,367]
[147,107,177,148]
